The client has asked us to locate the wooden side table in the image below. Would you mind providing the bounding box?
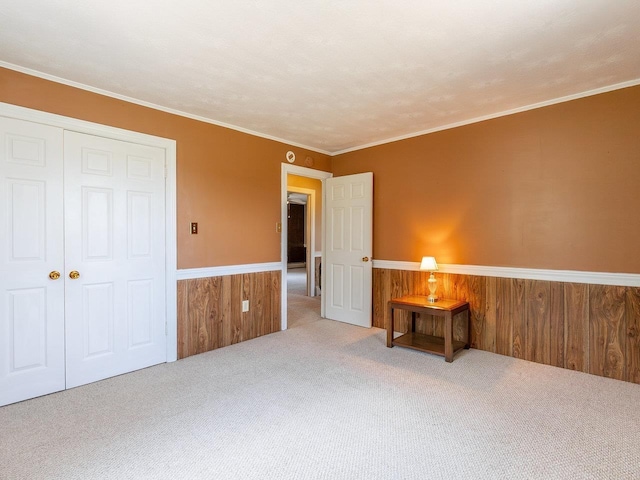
[386,295,470,362]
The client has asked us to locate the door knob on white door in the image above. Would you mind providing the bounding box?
[362,257,369,262]
[49,271,61,280]
[69,271,80,279]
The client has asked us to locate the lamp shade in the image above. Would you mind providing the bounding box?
[419,256,438,271]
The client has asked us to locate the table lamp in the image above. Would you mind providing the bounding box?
[420,256,439,302]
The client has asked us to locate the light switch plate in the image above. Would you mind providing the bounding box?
[242,300,249,312]
[191,222,198,234]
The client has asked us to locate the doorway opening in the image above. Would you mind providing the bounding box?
[286,180,319,329]
[286,188,313,294]
[280,164,332,330]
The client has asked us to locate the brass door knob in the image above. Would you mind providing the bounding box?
[69,270,80,280]
[362,257,369,262]
[49,271,61,280]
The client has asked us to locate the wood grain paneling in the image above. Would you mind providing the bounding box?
[626,288,640,383]
[549,282,564,368]
[210,276,223,350]
[177,271,281,359]
[589,285,626,380]
[374,268,640,385]
[511,278,526,360]
[177,279,189,359]
[231,275,242,345]
[389,269,411,333]
[564,283,589,372]
[373,268,387,329]
[483,277,497,354]
[221,276,232,347]
[242,274,252,341]
[496,277,512,356]
[187,277,215,354]
[271,272,281,334]
[525,280,550,365]
[468,275,486,350]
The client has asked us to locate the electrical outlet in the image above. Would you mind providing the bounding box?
[242,300,249,312]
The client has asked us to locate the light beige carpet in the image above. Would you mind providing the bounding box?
[287,266,321,330]
[1,305,639,479]
[287,267,308,297]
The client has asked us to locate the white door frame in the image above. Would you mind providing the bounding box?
[286,186,315,296]
[281,164,332,330]
[0,102,178,362]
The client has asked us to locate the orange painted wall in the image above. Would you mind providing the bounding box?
[0,67,331,268]
[332,86,640,274]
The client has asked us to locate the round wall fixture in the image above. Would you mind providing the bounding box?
[286,151,295,163]
[304,156,314,167]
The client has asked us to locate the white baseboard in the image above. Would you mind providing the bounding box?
[372,260,640,287]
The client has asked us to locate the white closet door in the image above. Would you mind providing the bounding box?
[0,117,65,407]
[64,131,167,388]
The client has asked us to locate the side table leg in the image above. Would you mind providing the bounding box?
[386,304,393,348]
[445,312,453,362]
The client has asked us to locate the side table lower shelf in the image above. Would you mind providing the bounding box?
[392,332,467,359]
[387,296,471,362]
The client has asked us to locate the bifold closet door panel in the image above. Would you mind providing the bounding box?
[63,131,167,389]
[0,117,65,407]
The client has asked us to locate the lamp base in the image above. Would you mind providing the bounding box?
[427,271,438,303]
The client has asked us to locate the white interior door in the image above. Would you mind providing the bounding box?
[0,117,65,407]
[324,172,373,328]
[63,131,167,389]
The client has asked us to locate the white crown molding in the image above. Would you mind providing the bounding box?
[6,62,639,158]
[0,101,173,146]
[372,260,640,287]
[177,262,282,280]
[332,78,640,156]
[0,61,332,156]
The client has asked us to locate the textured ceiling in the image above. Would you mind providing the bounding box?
[1,0,639,154]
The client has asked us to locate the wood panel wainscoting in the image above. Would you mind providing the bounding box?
[374,268,640,385]
[177,271,281,359]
